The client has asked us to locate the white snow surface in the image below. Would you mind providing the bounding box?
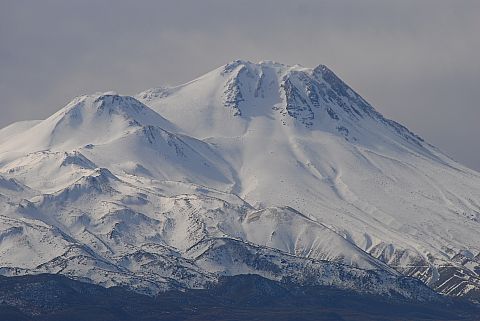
[0,60,479,298]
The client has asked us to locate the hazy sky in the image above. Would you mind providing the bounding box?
[1,0,479,170]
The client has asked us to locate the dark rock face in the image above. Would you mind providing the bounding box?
[281,76,315,127]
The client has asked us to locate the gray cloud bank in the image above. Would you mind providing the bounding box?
[1,0,479,170]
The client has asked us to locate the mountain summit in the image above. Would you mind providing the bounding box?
[138,60,425,148]
[0,60,479,300]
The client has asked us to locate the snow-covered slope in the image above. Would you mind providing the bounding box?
[0,60,479,300]
[0,94,233,193]
[138,60,480,298]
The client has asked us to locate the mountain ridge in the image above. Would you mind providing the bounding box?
[3,273,478,321]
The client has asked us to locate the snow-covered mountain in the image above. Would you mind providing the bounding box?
[0,60,479,301]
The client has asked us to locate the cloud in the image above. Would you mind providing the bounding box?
[0,0,479,170]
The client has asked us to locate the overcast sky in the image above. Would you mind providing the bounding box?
[1,0,479,170]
